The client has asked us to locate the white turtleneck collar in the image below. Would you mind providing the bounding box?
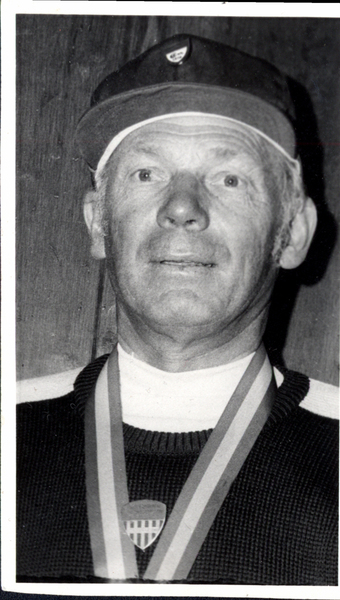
[118,344,258,432]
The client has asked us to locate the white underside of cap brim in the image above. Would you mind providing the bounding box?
[95,111,300,184]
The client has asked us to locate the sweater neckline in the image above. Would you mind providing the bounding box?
[122,422,212,455]
[73,351,309,455]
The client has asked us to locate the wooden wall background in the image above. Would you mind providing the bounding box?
[16,15,339,385]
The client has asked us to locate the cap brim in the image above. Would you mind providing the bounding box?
[76,83,296,170]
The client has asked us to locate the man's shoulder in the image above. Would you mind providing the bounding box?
[16,390,79,443]
[16,355,109,407]
[299,377,339,420]
[16,366,83,405]
[273,366,338,421]
[16,387,85,463]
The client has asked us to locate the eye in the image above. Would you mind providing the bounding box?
[224,175,239,188]
[137,169,152,182]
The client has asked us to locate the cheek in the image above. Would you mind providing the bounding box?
[223,212,277,279]
[106,204,153,276]
[219,202,274,245]
[106,183,136,246]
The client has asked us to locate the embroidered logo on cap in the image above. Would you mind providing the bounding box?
[166,45,189,64]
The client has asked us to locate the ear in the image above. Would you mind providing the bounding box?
[83,190,106,259]
[279,197,317,269]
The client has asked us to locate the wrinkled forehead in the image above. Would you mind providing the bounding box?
[120,115,265,145]
[110,116,271,171]
[95,113,299,185]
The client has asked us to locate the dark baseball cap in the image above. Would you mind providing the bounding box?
[76,33,297,173]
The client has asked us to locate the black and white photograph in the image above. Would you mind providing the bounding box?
[2,1,339,595]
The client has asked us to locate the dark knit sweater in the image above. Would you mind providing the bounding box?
[17,355,338,584]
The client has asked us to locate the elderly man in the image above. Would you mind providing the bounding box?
[17,34,338,584]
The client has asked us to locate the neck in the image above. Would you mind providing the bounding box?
[116,304,268,372]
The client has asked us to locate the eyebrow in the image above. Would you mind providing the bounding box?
[211,147,238,159]
[130,143,161,157]
[127,142,258,167]
[130,143,240,160]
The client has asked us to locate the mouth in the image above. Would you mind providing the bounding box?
[158,259,215,268]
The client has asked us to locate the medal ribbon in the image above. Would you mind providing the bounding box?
[85,348,138,579]
[85,344,276,581]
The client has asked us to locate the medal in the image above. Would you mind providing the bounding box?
[85,344,276,581]
[122,500,166,550]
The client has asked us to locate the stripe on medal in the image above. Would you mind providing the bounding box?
[144,346,273,581]
[107,352,138,578]
[85,388,108,577]
[86,344,275,581]
[85,350,138,580]
[173,376,275,581]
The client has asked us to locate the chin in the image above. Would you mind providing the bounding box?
[142,291,221,329]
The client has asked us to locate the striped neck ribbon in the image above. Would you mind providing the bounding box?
[85,344,276,581]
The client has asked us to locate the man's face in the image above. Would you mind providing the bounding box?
[102,116,282,341]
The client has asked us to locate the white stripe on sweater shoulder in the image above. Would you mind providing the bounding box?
[273,368,338,419]
[299,377,339,420]
[16,366,83,404]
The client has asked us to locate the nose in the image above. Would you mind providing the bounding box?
[156,172,209,231]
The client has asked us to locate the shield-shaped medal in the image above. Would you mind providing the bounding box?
[121,500,166,550]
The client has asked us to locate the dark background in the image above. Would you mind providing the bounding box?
[16,15,339,385]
